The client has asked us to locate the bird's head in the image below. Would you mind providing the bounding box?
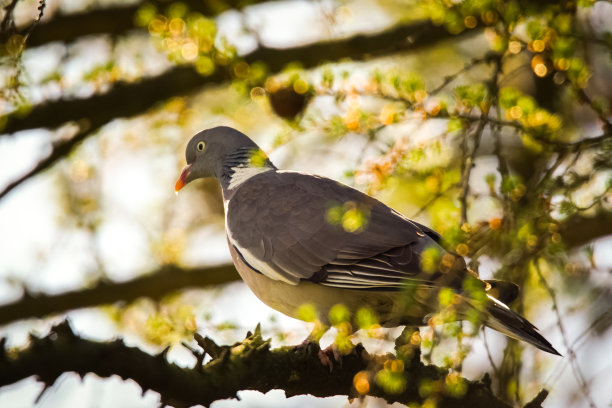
[175,126,274,192]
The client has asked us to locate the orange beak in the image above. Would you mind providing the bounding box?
[175,164,192,193]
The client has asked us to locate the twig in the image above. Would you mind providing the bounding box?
[0,0,19,34]
[492,112,515,223]
[573,185,611,212]
[482,328,501,378]
[193,333,224,359]
[573,85,612,132]
[353,125,385,170]
[359,82,612,151]
[21,0,46,41]
[545,308,612,387]
[459,116,486,225]
[524,389,549,408]
[533,261,597,408]
[411,182,460,218]
[455,114,611,150]
[498,64,530,87]
[324,88,612,152]
[0,126,91,200]
[532,150,569,193]
[428,55,491,95]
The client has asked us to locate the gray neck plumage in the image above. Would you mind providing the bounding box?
[219,146,276,197]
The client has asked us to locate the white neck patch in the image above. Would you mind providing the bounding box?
[227,165,273,190]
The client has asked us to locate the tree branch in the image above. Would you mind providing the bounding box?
[559,211,612,248]
[532,262,596,408]
[459,115,486,225]
[0,126,91,200]
[0,320,528,408]
[2,66,226,136]
[0,264,239,326]
[0,0,19,34]
[5,0,270,48]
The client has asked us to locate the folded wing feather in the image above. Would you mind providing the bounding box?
[226,171,463,290]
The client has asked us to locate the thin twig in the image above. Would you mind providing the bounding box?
[573,85,612,132]
[411,182,460,218]
[459,116,486,225]
[482,328,501,378]
[428,55,492,95]
[353,125,385,170]
[352,87,612,150]
[0,126,91,200]
[21,0,46,40]
[498,64,530,87]
[0,0,19,33]
[1,1,47,106]
[489,55,513,225]
[532,150,569,192]
[572,185,611,212]
[545,308,612,387]
[533,261,597,408]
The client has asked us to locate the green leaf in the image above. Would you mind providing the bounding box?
[499,87,521,109]
[560,200,577,215]
[329,304,350,325]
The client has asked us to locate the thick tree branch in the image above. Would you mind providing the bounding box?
[0,320,532,408]
[560,211,612,248]
[0,264,239,326]
[3,66,226,136]
[5,0,269,48]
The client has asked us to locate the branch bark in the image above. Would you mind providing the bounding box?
[0,264,239,326]
[0,320,528,408]
[560,211,612,248]
[7,0,271,48]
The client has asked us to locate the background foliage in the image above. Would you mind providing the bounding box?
[0,0,611,407]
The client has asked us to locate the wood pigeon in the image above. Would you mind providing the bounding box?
[175,126,560,355]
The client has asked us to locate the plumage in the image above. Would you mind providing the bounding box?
[176,126,561,356]
[225,171,442,287]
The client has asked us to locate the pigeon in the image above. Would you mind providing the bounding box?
[175,126,560,355]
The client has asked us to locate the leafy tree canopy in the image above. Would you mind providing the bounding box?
[0,0,610,407]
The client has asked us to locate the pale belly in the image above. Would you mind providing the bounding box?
[227,240,430,327]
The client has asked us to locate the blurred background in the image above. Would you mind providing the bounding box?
[0,0,611,407]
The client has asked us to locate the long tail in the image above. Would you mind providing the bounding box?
[483,294,561,356]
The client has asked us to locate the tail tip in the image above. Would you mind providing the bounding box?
[531,335,562,356]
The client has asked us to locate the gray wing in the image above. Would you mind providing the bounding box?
[226,171,462,290]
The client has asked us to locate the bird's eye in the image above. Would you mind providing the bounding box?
[197,141,206,152]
